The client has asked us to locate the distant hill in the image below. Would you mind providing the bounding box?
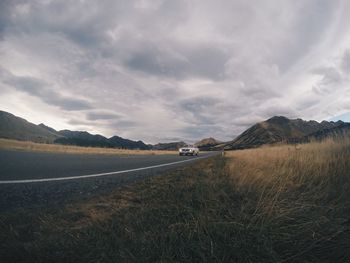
[225,116,346,150]
[152,141,187,151]
[194,137,223,151]
[0,110,150,150]
[55,130,113,148]
[38,123,60,134]
[0,110,61,143]
[109,136,150,150]
[54,132,150,149]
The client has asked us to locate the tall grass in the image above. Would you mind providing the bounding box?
[225,138,350,261]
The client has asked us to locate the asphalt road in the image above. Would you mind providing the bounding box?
[0,150,216,181]
[0,150,218,211]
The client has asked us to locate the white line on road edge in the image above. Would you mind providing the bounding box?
[0,155,210,184]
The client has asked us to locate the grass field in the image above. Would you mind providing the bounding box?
[1,139,349,262]
[0,138,176,155]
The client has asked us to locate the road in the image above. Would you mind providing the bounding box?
[0,150,216,182]
[0,150,217,211]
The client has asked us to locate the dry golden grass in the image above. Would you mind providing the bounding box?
[225,138,350,261]
[0,138,176,155]
[226,138,350,200]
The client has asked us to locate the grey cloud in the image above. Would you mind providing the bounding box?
[312,66,343,85]
[5,1,117,46]
[180,124,227,143]
[67,118,94,126]
[312,85,328,95]
[124,43,229,80]
[2,69,92,111]
[110,120,137,129]
[49,97,92,111]
[240,83,281,100]
[4,1,227,80]
[86,111,121,121]
[179,97,220,113]
[296,98,319,111]
[275,0,337,72]
[341,49,350,73]
[0,0,12,39]
[3,0,188,51]
[259,104,298,119]
[230,116,263,128]
[0,0,27,39]
[178,97,221,124]
[156,137,186,143]
[311,49,350,96]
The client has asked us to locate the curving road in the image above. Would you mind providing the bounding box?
[0,149,218,211]
[0,150,217,182]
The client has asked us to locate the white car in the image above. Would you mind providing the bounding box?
[179,146,199,156]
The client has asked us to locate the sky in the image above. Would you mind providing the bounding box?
[1,0,350,144]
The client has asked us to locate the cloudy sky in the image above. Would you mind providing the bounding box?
[1,0,350,143]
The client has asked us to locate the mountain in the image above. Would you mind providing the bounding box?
[54,132,150,149]
[0,110,61,143]
[0,110,150,150]
[152,141,187,151]
[38,123,60,134]
[55,130,113,148]
[225,116,345,150]
[109,136,150,150]
[304,121,350,142]
[194,137,223,151]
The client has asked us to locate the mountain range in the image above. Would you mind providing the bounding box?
[1,110,349,151]
[224,116,349,150]
[0,110,149,150]
[0,111,60,143]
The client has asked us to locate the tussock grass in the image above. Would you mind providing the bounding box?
[1,139,349,262]
[0,138,175,155]
[225,138,350,262]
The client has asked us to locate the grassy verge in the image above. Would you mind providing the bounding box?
[1,139,350,262]
[0,138,176,155]
[225,139,350,262]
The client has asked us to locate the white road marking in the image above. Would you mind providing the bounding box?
[0,155,210,184]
